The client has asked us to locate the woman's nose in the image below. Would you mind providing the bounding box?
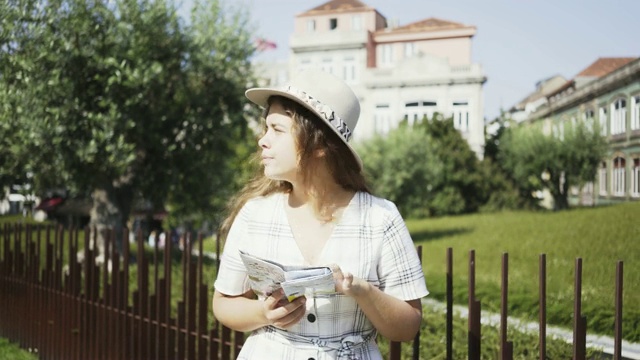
[258,133,269,149]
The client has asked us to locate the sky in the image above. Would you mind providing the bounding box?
[179,0,640,121]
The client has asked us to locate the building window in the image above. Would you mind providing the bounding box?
[452,101,469,132]
[553,121,565,140]
[374,104,391,134]
[404,42,415,58]
[584,109,595,132]
[599,106,607,135]
[404,101,437,124]
[611,98,626,135]
[599,161,607,196]
[321,58,333,75]
[329,18,338,30]
[342,57,356,83]
[307,20,316,32]
[632,158,640,197]
[299,58,311,72]
[378,44,393,68]
[351,15,362,31]
[631,95,640,131]
[612,157,626,196]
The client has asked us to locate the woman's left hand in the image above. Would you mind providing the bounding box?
[330,264,370,297]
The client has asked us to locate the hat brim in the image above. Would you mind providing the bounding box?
[245,88,363,170]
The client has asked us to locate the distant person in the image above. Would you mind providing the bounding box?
[212,69,428,359]
[148,230,156,247]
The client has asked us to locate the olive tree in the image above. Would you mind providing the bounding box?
[0,0,257,253]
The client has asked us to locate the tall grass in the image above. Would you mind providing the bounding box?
[407,201,640,342]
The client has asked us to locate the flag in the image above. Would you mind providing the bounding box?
[255,37,277,52]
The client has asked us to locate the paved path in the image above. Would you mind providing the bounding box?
[423,298,640,360]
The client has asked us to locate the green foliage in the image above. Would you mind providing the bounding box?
[419,116,486,215]
[0,0,257,229]
[499,121,607,210]
[357,116,485,218]
[357,122,441,218]
[0,338,37,360]
[408,201,640,342]
[481,116,541,212]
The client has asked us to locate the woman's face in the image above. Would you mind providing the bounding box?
[258,100,300,183]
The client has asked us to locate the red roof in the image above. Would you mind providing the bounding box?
[301,0,372,15]
[391,17,470,33]
[576,57,636,78]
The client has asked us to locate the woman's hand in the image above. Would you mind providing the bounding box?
[330,264,370,297]
[262,289,307,329]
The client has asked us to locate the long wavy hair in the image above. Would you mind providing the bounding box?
[218,96,371,241]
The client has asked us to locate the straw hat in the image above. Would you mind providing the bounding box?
[245,69,363,169]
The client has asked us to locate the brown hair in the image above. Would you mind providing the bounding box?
[218,96,370,240]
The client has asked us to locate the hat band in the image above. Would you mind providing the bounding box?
[284,85,353,142]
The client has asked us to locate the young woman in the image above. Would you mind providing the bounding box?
[212,69,428,359]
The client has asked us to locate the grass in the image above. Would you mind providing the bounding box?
[407,201,640,342]
[377,308,605,359]
[0,338,37,360]
[2,202,638,357]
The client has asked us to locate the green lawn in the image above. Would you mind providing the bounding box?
[407,201,640,342]
[0,338,37,360]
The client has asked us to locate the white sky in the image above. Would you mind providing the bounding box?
[179,0,640,121]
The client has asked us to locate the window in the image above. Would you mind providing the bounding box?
[404,101,437,124]
[374,104,391,134]
[307,20,316,32]
[631,95,640,131]
[321,58,333,75]
[612,157,626,196]
[598,161,607,196]
[343,57,356,83]
[553,121,564,140]
[378,44,393,68]
[599,106,607,135]
[351,15,362,31]
[584,109,595,132]
[299,58,311,72]
[632,158,640,197]
[404,42,415,58]
[329,18,338,30]
[611,98,626,135]
[452,101,469,132]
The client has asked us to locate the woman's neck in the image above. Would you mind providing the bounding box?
[288,181,354,222]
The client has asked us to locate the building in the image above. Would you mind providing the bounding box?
[520,57,640,205]
[507,75,568,124]
[257,0,487,158]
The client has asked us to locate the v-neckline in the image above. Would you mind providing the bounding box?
[280,192,358,267]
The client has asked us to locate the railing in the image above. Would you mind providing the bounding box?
[0,223,244,359]
[0,223,627,359]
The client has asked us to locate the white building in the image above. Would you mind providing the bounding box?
[257,0,487,158]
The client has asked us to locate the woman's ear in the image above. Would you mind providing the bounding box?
[314,148,326,158]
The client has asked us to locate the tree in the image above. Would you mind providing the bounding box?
[418,115,486,215]
[481,113,540,211]
[0,0,257,252]
[499,121,607,210]
[357,115,486,218]
[357,122,441,218]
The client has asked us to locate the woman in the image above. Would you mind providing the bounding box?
[212,69,428,359]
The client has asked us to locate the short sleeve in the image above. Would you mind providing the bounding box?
[377,202,429,301]
[213,203,252,296]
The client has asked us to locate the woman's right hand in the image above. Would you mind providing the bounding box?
[262,289,307,329]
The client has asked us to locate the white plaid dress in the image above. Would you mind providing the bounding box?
[214,192,429,360]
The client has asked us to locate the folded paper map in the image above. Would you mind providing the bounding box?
[239,250,336,301]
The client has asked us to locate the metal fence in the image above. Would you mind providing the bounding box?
[0,223,627,360]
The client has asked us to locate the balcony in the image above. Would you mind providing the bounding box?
[290,31,369,52]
